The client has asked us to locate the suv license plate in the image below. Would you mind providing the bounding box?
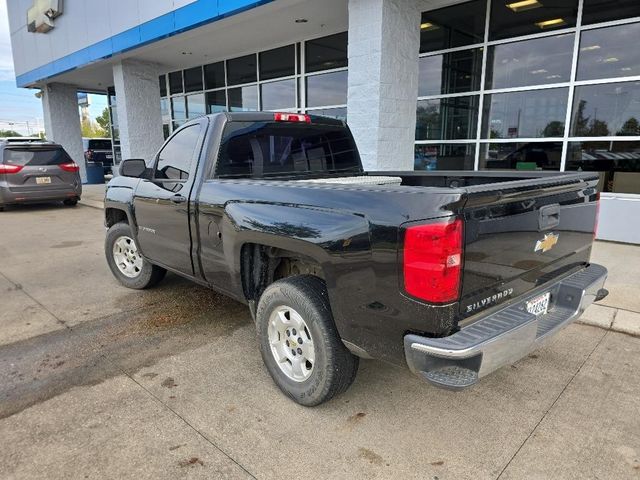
[526,292,550,317]
[36,177,51,184]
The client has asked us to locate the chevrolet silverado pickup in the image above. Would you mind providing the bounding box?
[104,112,608,406]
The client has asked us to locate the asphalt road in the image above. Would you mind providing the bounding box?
[1,203,639,479]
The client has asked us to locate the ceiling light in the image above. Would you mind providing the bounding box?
[546,74,561,79]
[421,22,439,31]
[531,69,547,74]
[535,18,566,29]
[581,45,601,51]
[506,0,543,12]
[604,57,619,63]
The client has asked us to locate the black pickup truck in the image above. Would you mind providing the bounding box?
[104,112,608,406]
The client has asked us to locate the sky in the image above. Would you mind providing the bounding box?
[0,0,107,136]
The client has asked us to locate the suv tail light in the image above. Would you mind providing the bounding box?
[274,112,311,123]
[0,164,23,174]
[403,217,464,304]
[59,162,80,173]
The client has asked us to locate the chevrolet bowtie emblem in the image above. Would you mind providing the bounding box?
[535,233,559,253]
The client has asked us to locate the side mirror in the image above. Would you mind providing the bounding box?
[120,159,147,178]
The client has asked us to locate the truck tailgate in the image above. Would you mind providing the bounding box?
[459,173,599,321]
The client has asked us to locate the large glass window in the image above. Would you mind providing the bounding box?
[306,71,348,108]
[186,93,206,119]
[418,48,482,96]
[479,142,563,170]
[485,34,574,89]
[489,0,578,41]
[206,90,227,114]
[169,71,183,95]
[260,45,295,80]
[416,96,479,140]
[582,0,640,25]
[159,75,167,97]
[227,54,257,85]
[577,22,640,81]
[566,141,640,193]
[204,61,225,90]
[184,66,203,93]
[305,33,348,73]
[483,88,568,139]
[419,1,486,53]
[571,81,640,137]
[415,144,476,170]
[228,85,258,112]
[171,97,186,122]
[261,79,296,111]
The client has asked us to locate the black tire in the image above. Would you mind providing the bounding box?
[256,275,359,406]
[63,198,78,206]
[105,222,166,289]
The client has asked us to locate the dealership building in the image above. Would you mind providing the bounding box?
[7,0,640,243]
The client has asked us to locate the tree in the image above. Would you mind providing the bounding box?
[617,117,640,136]
[542,121,564,137]
[95,107,111,137]
[0,130,22,137]
[573,100,590,136]
[589,119,610,137]
[81,118,105,138]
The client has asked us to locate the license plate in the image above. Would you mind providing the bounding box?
[36,176,51,184]
[526,292,550,317]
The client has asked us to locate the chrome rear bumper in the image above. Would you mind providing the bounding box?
[404,263,608,389]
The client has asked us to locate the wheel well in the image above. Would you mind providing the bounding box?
[241,243,324,303]
[105,208,128,228]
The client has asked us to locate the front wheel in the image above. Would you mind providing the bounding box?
[105,222,166,289]
[256,275,359,406]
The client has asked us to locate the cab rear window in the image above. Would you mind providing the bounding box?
[88,140,112,150]
[215,122,361,178]
[3,148,72,166]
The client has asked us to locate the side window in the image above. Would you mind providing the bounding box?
[155,124,202,182]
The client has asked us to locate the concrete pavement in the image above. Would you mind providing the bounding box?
[1,202,639,479]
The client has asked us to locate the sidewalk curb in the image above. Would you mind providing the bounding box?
[578,304,640,337]
[79,199,104,210]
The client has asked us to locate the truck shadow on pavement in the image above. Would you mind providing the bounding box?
[0,277,251,419]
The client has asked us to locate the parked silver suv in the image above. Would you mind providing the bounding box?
[0,139,82,211]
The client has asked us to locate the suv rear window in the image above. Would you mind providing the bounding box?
[88,139,112,150]
[216,122,361,178]
[3,148,72,166]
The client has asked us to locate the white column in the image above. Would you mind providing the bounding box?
[347,0,421,171]
[41,83,86,182]
[112,59,164,166]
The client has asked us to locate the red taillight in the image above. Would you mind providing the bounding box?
[59,162,80,173]
[274,112,311,123]
[0,164,23,174]
[594,192,600,239]
[403,217,464,304]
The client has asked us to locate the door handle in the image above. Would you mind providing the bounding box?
[170,195,187,204]
[539,204,560,230]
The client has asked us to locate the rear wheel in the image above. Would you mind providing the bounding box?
[256,275,359,406]
[105,222,166,289]
[63,198,78,206]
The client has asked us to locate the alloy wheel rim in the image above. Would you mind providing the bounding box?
[112,235,143,278]
[267,305,315,382]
